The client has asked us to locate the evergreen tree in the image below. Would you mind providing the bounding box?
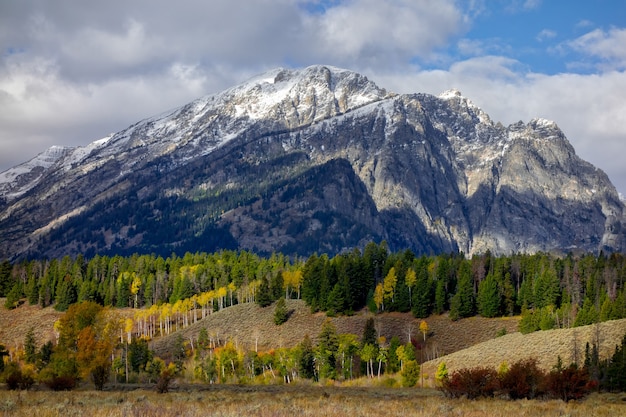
[362,317,378,347]
[434,278,447,314]
[256,277,273,307]
[4,282,22,309]
[24,327,37,364]
[26,274,39,305]
[604,333,626,391]
[298,334,316,380]
[450,261,475,320]
[412,259,433,318]
[274,297,289,325]
[326,283,345,316]
[477,273,500,318]
[317,320,339,379]
[0,260,13,297]
[128,338,153,373]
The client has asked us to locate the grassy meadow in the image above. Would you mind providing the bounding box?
[1,385,625,417]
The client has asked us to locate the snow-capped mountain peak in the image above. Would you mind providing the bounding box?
[1,65,624,260]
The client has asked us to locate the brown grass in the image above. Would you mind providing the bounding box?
[0,299,62,351]
[0,385,624,417]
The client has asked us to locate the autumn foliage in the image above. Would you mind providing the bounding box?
[440,358,595,401]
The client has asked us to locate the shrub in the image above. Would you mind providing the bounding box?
[6,368,35,390]
[45,375,78,391]
[401,360,420,387]
[546,364,595,402]
[435,362,448,387]
[499,358,546,400]
[91,363,110,391]
[440,367,499,399]
[156,364,177,394]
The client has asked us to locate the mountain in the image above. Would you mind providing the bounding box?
[1,65,625,260]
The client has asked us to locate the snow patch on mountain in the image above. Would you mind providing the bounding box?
[0,145,74,200]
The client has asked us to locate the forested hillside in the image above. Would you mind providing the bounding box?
[2,242,625,333]
[2,243,626,395]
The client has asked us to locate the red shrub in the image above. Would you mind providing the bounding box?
[441,367,499,399]
[546,365,595,402]
[499,358,546,399]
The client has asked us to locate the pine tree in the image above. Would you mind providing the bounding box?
[274,297,289,325]
[298,334,316,379]
[604,333,626,391]
[412,260,433,318]
[24,327,37,364]
[0,260,13,297]
[256,277,273,307]
[317,320,339,379]
[450,261,475,320]
[326,283,345,316]
[362,317,378,347]
[4,282,22,309]
[477,273,500,318]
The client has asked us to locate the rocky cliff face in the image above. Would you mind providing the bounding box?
[1,65,624,259]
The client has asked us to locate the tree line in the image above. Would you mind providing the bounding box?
[2,243,626,333]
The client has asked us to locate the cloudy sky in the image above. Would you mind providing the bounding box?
[1,0,625,195]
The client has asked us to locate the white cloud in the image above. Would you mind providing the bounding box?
[565,28,626,71]
[309,0,465,67]
[536,29,557,42]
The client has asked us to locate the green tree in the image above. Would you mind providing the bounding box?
[338,333,360,379]
[326,283,345,316]
[402,360,420,387]
[450,261,475,320]
[0,260,13,297]
[24,327,37,364]
[412,257,433,318]
[360,343,377,378]
[54,276,77,311]
[362,317,378,347]
[4,282,22,309]
[298,334,316,380]
[434,278,447,314]
[477,273,500,318]
[604,333,626,391]
[317,320,339,379]
[435,361,449,386]
[128,338,153,373]
[256,277,273,308]
[274,297,289,325]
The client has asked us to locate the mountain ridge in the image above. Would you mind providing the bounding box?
[1,65,624,259]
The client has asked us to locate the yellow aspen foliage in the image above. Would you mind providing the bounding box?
[419,320,429,341]
[383,267,397,304]
[374,282,384,312]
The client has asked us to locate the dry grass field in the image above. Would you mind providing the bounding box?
[0,385,625,417]
[0,300,62,351]
[422,318,626,382]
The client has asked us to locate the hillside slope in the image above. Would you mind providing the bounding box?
[149,300,519,358]
[422,318,626,380]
